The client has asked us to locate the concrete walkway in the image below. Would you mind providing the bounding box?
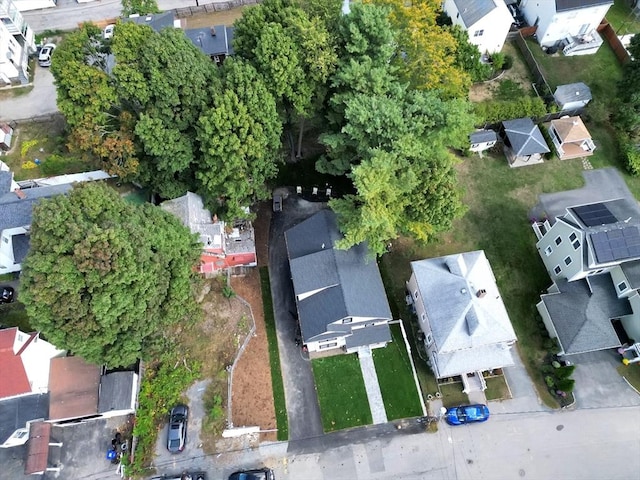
[357,346,388,425]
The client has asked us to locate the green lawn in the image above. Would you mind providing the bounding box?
[259,268,288,440]
[484,375,511,401]
[617,363,640,392]
[312,353,372,432]
[372,324,424,420]
[607,0,640,35]
[438,382,469,408]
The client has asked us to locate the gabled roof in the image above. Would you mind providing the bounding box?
[411,251,517,376]
[554,82,592,105]
[555,0,613,12]
[48,356,101,421]
[503,118,550,156]
[184,26,235,57]
[161,191,223,249]
[550,116,591,142]
[541,274,630,354]
[123,12,178,32]
[452,0,497,27]
[0,393,49,445]
[0,327,33,398]
[285,210,392,343]
[470,129,497,144]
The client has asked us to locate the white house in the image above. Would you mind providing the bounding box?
[443,0,514,54]
[532,168,640,356]
[0,0,35,84]
[520,0,613,55]
[0,327,65,400]
[407,251,517,393]
[470,129,497,156]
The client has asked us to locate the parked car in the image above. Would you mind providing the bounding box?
[444,404,490,426]
[103,24,115,40]
[38,43,56,67]
[0,285,14,304]
[272,194,282,212]
[228,468,275,480]
[166,404,188,453]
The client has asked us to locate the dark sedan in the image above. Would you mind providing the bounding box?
[167,404,188,453]
[228,468,275,480]
[444,404,490,426]
[0,285,14,304]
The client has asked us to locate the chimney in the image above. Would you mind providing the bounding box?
[476,289,487,298]
[15,189,26,199]
[211,26,216,36]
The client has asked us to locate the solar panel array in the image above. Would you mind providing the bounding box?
[573,203,618,227]
[590,227,640,263]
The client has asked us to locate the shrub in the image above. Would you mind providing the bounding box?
[618,133,640,176]
[541,365,555,374]
[40,154,69,176]
[474,96,548,125]
[544,376,556,388]
[222,284,236,299]
[555,365,575,379]
[207,394,224,421]
[555,378,575,393]
[21,139,39,158]
[503,54,513,70]
[490,52,506,71]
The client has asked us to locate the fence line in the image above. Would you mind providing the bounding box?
[598,19,631,66]
[174,0,261,17]
[513,31,553,99]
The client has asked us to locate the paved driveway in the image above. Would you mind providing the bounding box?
[0,65,58,122]
[268,191,326,442]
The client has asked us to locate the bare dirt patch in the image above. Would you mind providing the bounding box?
[182,6,250,28]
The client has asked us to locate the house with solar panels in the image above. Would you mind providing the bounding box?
[531,168,640,356]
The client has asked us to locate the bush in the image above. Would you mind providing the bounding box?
[555,365,575,379]
[555,378,575,393]
[541,365,555,374]
[618,133,640,176]
[544,376,556,388]
[490,52,506,71]
[40,154,69,176]
[502,54,513,70]
[474,96,548,125]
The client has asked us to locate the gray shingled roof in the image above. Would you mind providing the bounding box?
[344,324,392,350]
[0,393,49,444]
[620,261,640,289]
[541,274,630,355]
[184,26,234,57]
[0,184,71,234]
[0,171,12,195]
[123,12,176,32]
[470,130,497,144]
[503,118,550,156]
[12,234,30,264]
[97,372,136,414]
[452,0,497,27]
[554,82,592,105]
[285,210,392,344]
[555,0,613,12]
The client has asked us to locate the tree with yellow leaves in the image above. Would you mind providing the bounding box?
[364,0,471,99]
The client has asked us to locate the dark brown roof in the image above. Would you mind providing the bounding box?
[24,421,51,475]
[48,357,100,421]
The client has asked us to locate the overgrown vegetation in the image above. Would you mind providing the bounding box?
[259,268,288,440]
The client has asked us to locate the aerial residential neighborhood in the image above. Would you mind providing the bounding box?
[1,0,640,479]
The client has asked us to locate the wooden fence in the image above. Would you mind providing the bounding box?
[598,19,631,65]
[513,31,554,99]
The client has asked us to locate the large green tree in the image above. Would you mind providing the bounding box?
[197,59,283,219]
[20,182,202,367]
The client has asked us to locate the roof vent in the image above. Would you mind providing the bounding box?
[145,15,153,21]
[211,26,216,36]
[476,289,487,298]
[460,288,467,295]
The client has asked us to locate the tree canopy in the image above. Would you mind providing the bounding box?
[20,182,202,367]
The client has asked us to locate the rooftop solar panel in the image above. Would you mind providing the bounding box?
[573,203,618,227]
[591,227,640,264]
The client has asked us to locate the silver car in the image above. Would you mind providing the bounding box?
[167,404,188,453]
[38,43,56,67]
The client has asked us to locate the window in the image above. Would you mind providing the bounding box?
[572,239,580,249]
[553,265,562,275]
[421,313,427,322]
[569,232,577,242]
[618,281,628,292]
[2,236,8,244]
[319,342,337,350]
[426,332,433,346]
[544,245,553,256]
[564,256,572,266]
[474,29,484,37]
[413,290,419,300]
[343,318,352,324]
[555,236,563,246]
[589,269,604,276]
[471,143,479,148]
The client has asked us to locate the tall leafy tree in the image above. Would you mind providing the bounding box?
[20,182,202,367]
[197,59,283,219]
[121,0,159,17]
[365,0,470,98]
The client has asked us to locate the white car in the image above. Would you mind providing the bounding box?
[103,24,115,40]
[38,43,56,67]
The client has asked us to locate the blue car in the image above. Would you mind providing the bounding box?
[445,404,490,426]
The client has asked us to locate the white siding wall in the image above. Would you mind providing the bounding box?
[0,23,20,81]
[520,1,612,47]
[444,0,512,54]
[609,265,634,298]
[537,300,563,351]
[536,221,585,281]
[20,335,65,394]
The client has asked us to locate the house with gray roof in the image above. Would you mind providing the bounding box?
[285,209,392,356]
[443,0,514,54]
[407,251,517,393]
[501,117,550,167]
[532,168,640,356]
[184,25,234,64]
[469,129,497,157]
